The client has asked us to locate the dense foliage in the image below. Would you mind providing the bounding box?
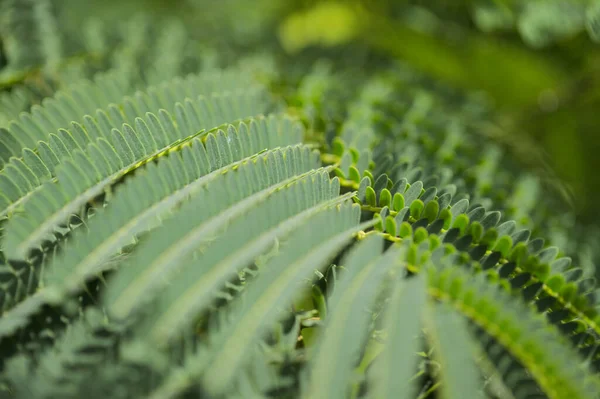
[0,1,599,398]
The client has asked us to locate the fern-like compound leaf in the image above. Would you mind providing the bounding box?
[0,69,269,219]
[2,102,275,260]
[147,204,368,398]
[104,147,322,321]
[427,255,600,399]
[0,117,304,336]
[119,177,351,344]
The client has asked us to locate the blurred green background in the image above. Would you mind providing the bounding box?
[3,0,600,226]
[276,0,600,228]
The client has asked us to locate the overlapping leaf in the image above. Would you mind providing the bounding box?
[106,166,341,328]
[301,235,392,399]
[0,115,304,335]
[0,66,269,220]
[426,250,600,399]
[147,203,367,398]
[2,92,273,260]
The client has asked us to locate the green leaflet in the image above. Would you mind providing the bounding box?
[0,70,130,161]
[353,233,600,399]
[147,204,369,399]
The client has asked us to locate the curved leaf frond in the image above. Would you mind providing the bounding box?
[427,254,600,399]
[2,96,274,260]
[0,116,304,336]
[106,164,337,324]
[147,204,369,398]
[135,176,352,344]
[0,70,270,219]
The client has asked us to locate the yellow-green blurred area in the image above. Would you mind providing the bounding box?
[3,0,600,225]
[276,0,600,226]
